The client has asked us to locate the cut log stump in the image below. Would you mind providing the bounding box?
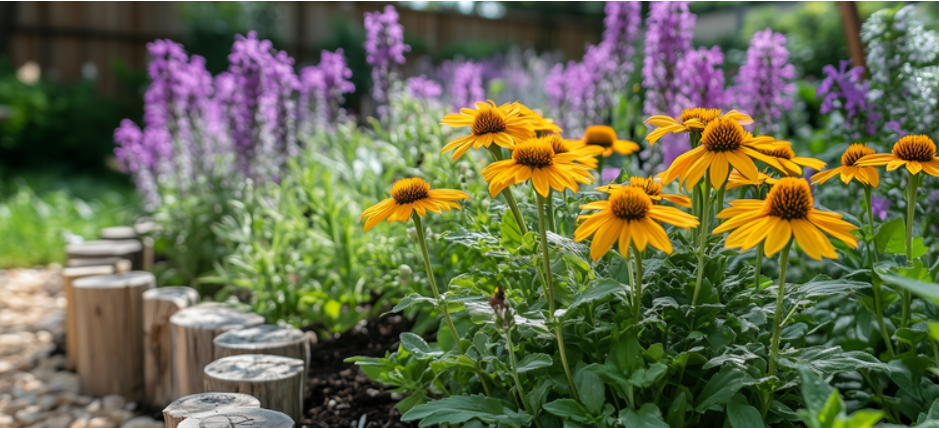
[100,226,154,271]
[73,271,154,401]
[144,287,200,408]
[63,265,115,370]
[67,239,143,270]
[66,257,131,272]
[162,392,260,428]
[213,324,310,382]
[177,408,294,428]
[203,354,305,423]
[170,305,264,397]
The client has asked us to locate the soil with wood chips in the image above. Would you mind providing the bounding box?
[301,315,421,428]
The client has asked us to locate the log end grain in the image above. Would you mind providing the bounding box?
[72,271,155,289]
[163,392,260,428]
[213,325,305,351]
[100,226,138,240]
[144,286,200,309]
[204,354,305,383]
[170,305,265,331]
[177,408,294,428]
[66,239,143,258]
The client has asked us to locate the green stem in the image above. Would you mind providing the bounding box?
[713,182,726,228]
[767,239,793,377]
[864,185,894,358]
[537,194,580,402]
[629,245,644,327]
[691,184,702,245]
[546,190,557,232]
[692,175,712,306]
[413,215,462,353]
[487,145,530,236]
[754,242,764,294]
[901,173,920,329]
[503,330,545,428]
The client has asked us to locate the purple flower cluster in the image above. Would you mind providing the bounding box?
[450,61,485,109]
[407,74,442,100]
[602,1,641,90]
[677,46,726,109]
[871,196,891,220]
[364,5,410,105]
[817,60,879,137]
[733,29,795,131]
[299,49,355,132]
[642,1,695,118]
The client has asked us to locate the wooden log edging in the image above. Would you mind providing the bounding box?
[143,286,200,408]
[170,304,264,397]
[100,225,154,271]
[177,408,294,428]
[66,256,131,272]
[213,324,310,383]
[73,271,154,401]
[63,265,115,370]
[162,392,260,428]
[203,354,305,423]
[67,239,143,270]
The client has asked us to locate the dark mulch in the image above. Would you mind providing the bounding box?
[301,315,421,428]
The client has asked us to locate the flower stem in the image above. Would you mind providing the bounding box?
[692,175,712,306]
[713,182,726,227]
[901,173,920,329]
[503,330,545,428]
[546,190,557,232]
[486,145,530,235]
[536,193,580,402]
[628,245,644,327]
[864,185,894,358]
[413,215,462,353]
[754,242,764,293]
[767,239,793,377]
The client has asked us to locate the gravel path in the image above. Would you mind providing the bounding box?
[0,267,162,428]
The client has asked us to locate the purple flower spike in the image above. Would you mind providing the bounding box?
[816,59,879,138]
[642,1,695,118]
[602,1,641,91]
[733,29,795,131]
[678,46,726,109]
[407,75,442,100]
[450,61,485,109]
[871,196,891,220]
[364,5,410,106]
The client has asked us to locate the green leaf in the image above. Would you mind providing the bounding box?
[796,276,872,298]
[628,363,668,389]
[666,392,687,428]
[728,394,764,428]
[619,404,669,428]
[500,207,523,251]
[694,365,757,412]
[567,279,624,314]
[544,398,592,422]
[797,367,835,425]
[818,390,845,428]
[880,270,939,305]
[401,395,532,427]
[836,409,884,428]
[392,293,437,313]
[399,332,440,358]
[575,365,605,415]
[778,347,885,377]
[517,353,553,374]
[874,217,903,254]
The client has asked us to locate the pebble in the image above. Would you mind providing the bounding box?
[366,388,380,397]
[88,417,117,428]
[119,417,164,428]
[101,395,125,412]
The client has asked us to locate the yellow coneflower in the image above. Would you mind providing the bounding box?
[713,177,858,260]
[568,125,640,158]
[811,143,880,187]
[361,177,470,232]
[757,146,827,177]
[855,135,939,176]
[514,102,563,134]
[547,134,604,169]
[597,176,692,208]
[645,108,754,145]
[482,136,594,198]
[574,187,699,261]
[725,169,778,190]
[440,100,537,160]
[662,117,787,191]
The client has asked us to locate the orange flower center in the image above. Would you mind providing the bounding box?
[841,143,875,166]
[680,108,722,125]
[546,134,569,155]
[584,125,617,148]
[513,138,555,169]
[893,135,937,162]
[609,187,652,220]
[758,146,795,160]
[391,177,431,204]
[471,108,508,136]
[627,177,662,200]
[701,117,746,153]
[764,177,813,220]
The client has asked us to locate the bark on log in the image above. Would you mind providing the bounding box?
[62,265,115,370]
[144,287,200,408]
[177,408,294,428]
[162,392,260,428]
[203,354,305,423]
[213,324,310,383]
[73,271,154,401]
[67,240,143,270]
[170,304,264,397]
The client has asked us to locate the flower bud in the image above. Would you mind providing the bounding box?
[408,227,418,241]
[481,199,491,210]
[398,264,412,286]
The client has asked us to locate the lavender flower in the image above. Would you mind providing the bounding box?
[298,49,355,133]
[733,29,795,131]
[642,1,695,118]
[602,1,641,91]
[817,60,879,138]
[407,75,442,100]
[450,60,485,109]
[364,5,410,105]
[601,167,621,185]
[871,196,891,220]
[677,46,725,109]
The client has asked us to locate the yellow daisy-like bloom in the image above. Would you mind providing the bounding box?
[645,108,754,145]
[596,176,692,208]
[546,134,603,169]
[482,136,594,198]
[513,103,563,134]
[439,100,537,160]
[855,135,939,176]
[568,125,640,158]
[811,143,880,187]
[361,178,470,232]
[725,169,779,190]
[663,117,787,191]
[757,145,827,177]
[574,187,699,260]
[713,177,859,260]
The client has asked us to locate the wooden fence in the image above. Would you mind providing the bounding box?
[5,1,602,95]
